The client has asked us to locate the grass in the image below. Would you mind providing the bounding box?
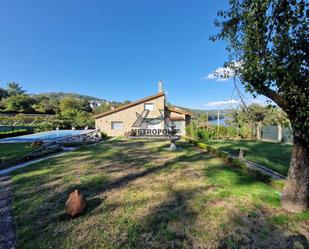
[0,143,33,163]
[202,139,292,176]
[11,139,308,249]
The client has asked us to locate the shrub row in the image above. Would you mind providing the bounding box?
[186,124,252,140]
[0,129,32,139]
[186,137,274,184]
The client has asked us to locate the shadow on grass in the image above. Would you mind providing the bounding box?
[123,188,199,249]
[204,139,292,176]
[12,139,306,249]
[12,140,210,242]
[217,211,309,249]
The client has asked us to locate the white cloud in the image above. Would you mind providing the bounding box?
[216,77,229,82]
[203,74,215,80]
[204,99,240,107]
[248,99,262,104]
[203,61,242,82]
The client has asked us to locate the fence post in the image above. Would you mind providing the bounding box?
[256,122,262,140]
[278,124,282,142]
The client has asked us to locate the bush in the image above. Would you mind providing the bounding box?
[270,180,285,190]
[100,132,108,139]
[186,124,252,140]
[248,169,272,183]
[0,129,31,139]
[207,146,215,153]
[196,129,204,140]
[231,158,247,170]
[218,151,229,160]
[197,142,207,149]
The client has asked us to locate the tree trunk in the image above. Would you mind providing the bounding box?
[281,137,309,213]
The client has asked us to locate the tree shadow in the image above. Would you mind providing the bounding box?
[205,139,292,175]
[120,188,200,249]
[12,139,306,249]
[12,140,210,241]
[217,208,309,249]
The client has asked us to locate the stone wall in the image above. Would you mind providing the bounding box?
[0,131,101,170]
[95,95,165,136]
[51,130,101,146]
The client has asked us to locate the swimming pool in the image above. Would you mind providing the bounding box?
[0,130,94,143]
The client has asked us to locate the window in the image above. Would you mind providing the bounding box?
[173,121,185,134]
[111,121,123,130]
[144,103,154,110]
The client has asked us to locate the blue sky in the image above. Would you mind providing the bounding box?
[0,0,266,109]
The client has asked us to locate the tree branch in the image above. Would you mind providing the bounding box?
[251,81,288,109]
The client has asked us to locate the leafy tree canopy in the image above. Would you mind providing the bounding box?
[211,0,309,144]
[59,97,91,118]
[7,82,26,96]
[3,94,34,112]
[212,0,309,212]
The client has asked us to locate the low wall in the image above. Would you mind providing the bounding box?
[51,130,100,146]
[261,125,293,144]
[0,131,101,170]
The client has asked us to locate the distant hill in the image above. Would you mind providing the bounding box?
[33,92,108,102]
[170,105,232,120]
[32,92,231,119]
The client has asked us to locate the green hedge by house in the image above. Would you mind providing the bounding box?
[0,129,32,139]
[186,124,252,140]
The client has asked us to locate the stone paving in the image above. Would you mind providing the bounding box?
[0,176,16,249]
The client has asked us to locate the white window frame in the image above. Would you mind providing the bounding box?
[111,121,123,130]
[144,103,154,111]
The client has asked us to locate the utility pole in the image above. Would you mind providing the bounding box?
[217,108,220,139]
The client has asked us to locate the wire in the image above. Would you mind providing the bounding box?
[233,76,252,116]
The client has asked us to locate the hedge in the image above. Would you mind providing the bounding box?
[184,136,274,185]
[0,129,32,139]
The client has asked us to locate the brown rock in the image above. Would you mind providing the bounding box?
[65,189,86,217]
[31,140,44,147]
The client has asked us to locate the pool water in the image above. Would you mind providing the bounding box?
[0,130,93,143]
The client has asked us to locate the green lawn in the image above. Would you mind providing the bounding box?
[12,139,308,249]
[0,143,33,164]
[203,139,292,176]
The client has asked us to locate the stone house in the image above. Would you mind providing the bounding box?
[94,82,191,137]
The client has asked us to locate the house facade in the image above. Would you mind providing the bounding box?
[94,84,191,137]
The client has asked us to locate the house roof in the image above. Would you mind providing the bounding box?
[166,107,191,116]
[170,117,186,121]
[94,92,165,119]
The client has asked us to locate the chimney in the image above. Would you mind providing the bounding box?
[158,80,163,93]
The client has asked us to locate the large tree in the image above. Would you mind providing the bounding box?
[0,88,8,100]
[4,94,35,112]
[7,82,25,96]
[212,0,308,212]
[59,97,91,119]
